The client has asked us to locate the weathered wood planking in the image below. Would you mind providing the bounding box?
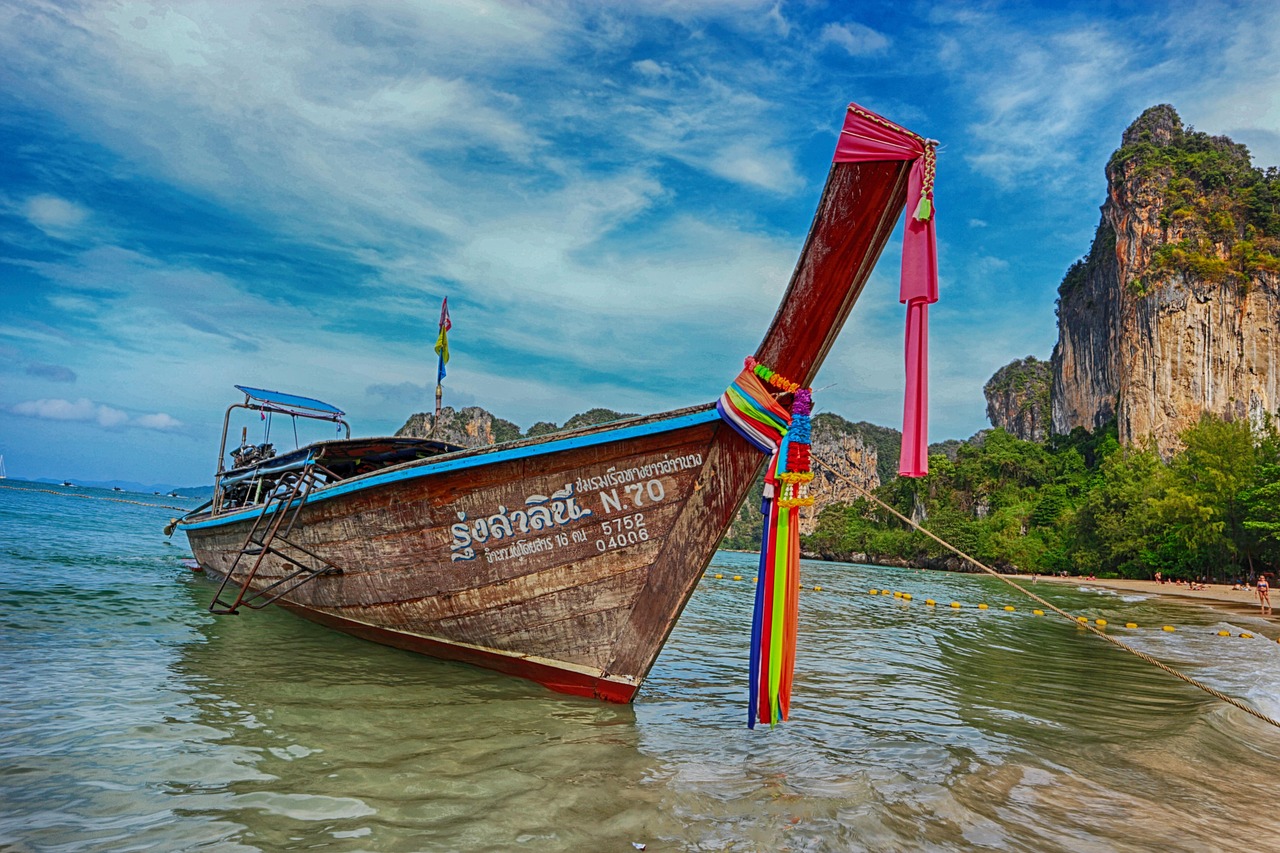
[187,411,722,698]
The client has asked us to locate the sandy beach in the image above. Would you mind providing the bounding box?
[1037,574,1274,620]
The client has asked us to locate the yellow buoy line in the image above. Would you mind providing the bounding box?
[807,454,1280,733]
[702,573,1270,640]
[0,482,189,512]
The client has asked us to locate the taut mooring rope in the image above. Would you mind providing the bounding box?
[812,454,1280,732]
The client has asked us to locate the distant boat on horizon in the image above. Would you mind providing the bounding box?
[0,455,5,479]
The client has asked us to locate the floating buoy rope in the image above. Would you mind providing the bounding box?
[706,574,1270,642]
[811,454,1280,732]
[0,482,188,512]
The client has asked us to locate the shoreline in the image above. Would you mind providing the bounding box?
[1030,575,1274,621]
[739,550,1277,622]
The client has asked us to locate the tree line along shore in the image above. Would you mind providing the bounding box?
[723,413,1280,585]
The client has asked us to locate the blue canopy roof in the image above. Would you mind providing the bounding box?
[234,385,345,419]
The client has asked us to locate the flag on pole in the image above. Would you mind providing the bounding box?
[434,298,451,383]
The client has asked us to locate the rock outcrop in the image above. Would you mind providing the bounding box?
[984,357,1052,442]
[803,414,882,534]
[396,406,637,448]
[396,406,522,447]
[1052,104,1280,454]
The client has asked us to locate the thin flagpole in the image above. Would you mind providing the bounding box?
[432,297,451,436]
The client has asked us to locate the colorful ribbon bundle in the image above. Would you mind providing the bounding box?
[716,357,814,728]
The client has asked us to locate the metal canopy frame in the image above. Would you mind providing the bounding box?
[212,386,352,515]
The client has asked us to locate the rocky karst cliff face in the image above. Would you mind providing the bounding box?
[396,406,522,447]
[1052,105,1280,454]
[802,414,881,534]
[985,357,1051,442]
[396,406,637,448]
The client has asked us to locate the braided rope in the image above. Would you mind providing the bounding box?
[0,482,188,512]
[812,454,1280,731]
[847,105,937,197]
[847,105,928,146]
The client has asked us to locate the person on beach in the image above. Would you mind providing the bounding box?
[1258,574,1272,615]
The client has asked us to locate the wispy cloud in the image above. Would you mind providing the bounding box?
[24,194,89,238]
[12,397,124,427]
[12,397,181,430]
[818,21,890,56]
[25,362,76,382]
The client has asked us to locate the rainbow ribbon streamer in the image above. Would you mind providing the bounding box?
[716,358,815,728]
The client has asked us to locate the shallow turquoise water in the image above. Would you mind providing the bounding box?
[3,481,1280,851]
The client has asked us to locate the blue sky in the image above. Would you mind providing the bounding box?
[3,1,1279,486]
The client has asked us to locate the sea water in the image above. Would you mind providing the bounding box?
[3,481,1280,852]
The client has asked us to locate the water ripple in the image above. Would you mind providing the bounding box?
[5,492,1280,851]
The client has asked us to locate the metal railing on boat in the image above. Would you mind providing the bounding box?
[208,462,345,615]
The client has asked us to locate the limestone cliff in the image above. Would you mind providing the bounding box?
[803,414,882,534]
[984,357,1051,442]
[396,406,638,448]
[396,406,522,447]
[1052,104,1280,454]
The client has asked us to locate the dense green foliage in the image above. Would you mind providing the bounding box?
[806,414,1280,581]
[1056,221,1115,299]
[562,408,639,431]
[490,416,524,444]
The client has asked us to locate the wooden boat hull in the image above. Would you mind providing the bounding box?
[181,131,919,700]
[184,406,761,701]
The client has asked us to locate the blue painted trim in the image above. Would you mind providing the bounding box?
[181,407,720,531]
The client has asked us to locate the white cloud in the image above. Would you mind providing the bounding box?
[13,398,99,421]
[11,397,181,430]
[973,255,1010,276]
[24,195,89,237]
[632,58,668,77]
[819,22,890,56]
[12,397,127,427]
[96,405,129,428]
[134,412,183,430]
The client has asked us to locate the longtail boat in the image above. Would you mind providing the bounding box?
[175,102,938,707]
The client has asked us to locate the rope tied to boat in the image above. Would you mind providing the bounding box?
[810,454,1280,732]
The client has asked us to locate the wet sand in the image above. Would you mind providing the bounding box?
[1038,575,1274,620]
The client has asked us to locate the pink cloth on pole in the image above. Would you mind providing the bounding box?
[900,301,929,477]
[832,103,938,477]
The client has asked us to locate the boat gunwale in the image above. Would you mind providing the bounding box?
[180,402,722,530]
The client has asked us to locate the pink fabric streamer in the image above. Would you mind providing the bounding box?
[832,103,938,477]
